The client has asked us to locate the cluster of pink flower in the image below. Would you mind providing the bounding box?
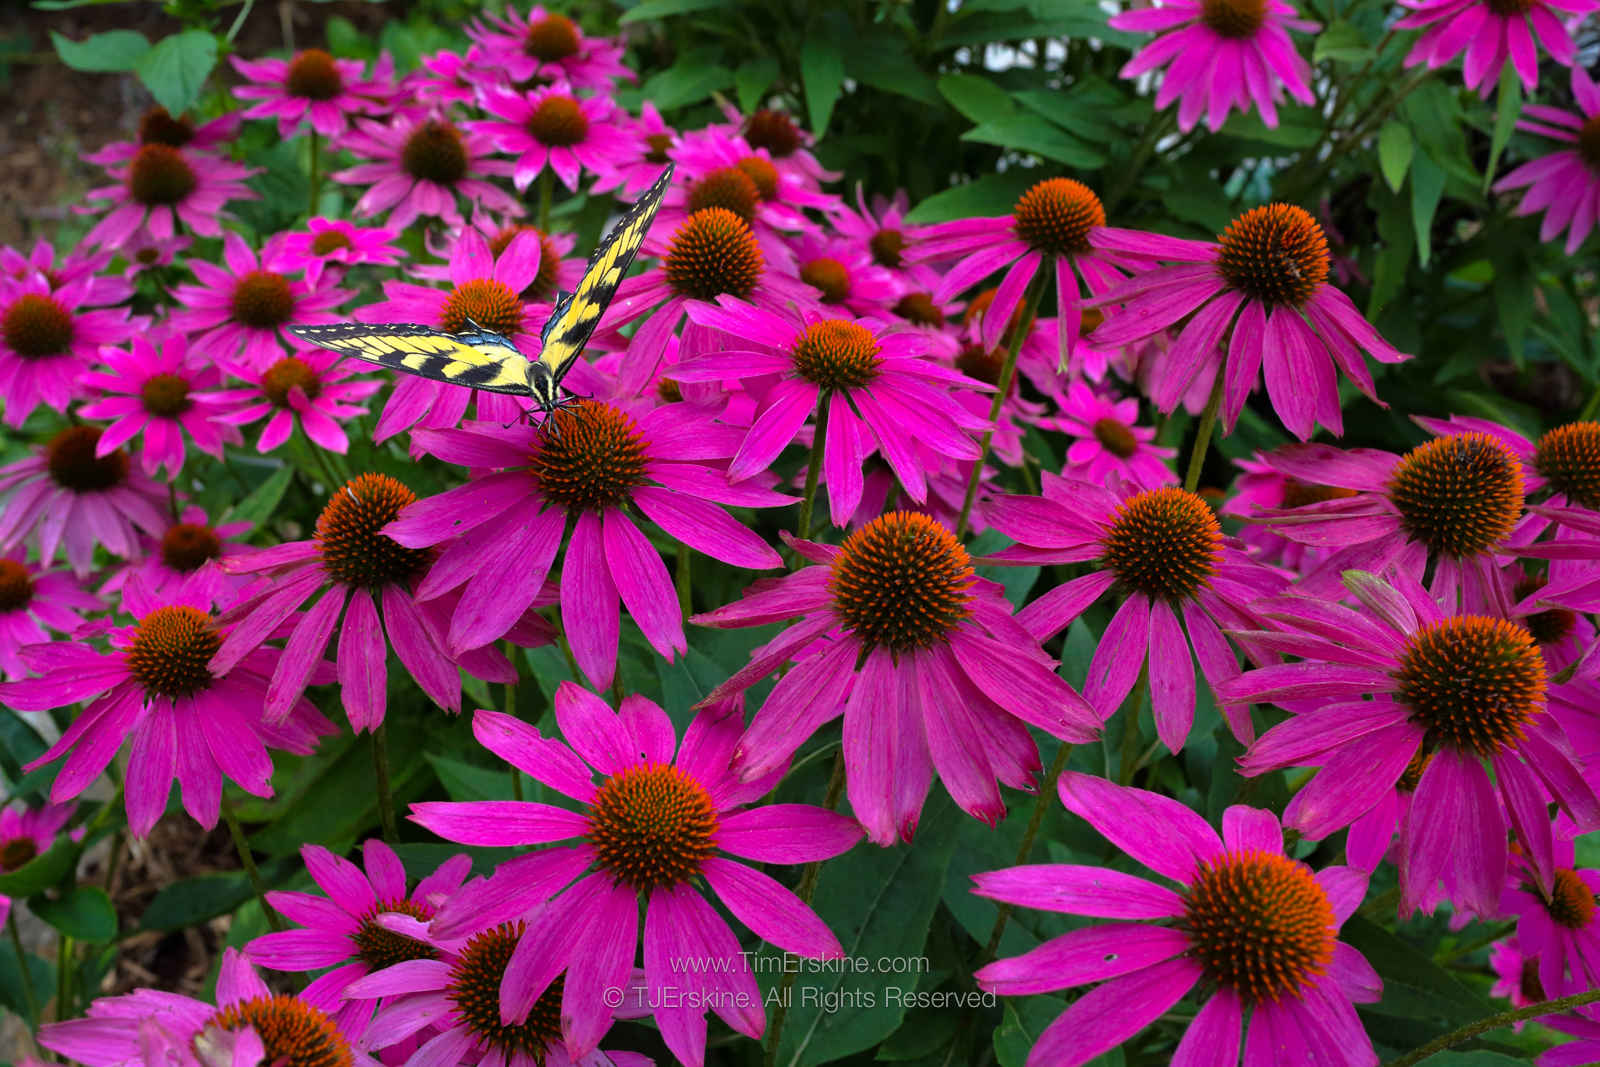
[3,2,1600,1065]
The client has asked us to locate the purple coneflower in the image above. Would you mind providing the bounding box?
[0,239,132,307]
[469,83,640,192]
[1499,821,1600,997]
[789,230,902,315]
[1043,380,1176,488]
[676,298,986,526]
[214,473,547,731]
[39,948,378,1067]
[83,142,257,247]
[0,272,135,428]
[210,346,381,455]
[1220,570,1600,918]
[593,99,679,197]
[1396,0,1596,96]
[984,474,1285,749]
[0,426,167,577]
[1110,0,1319,131]
[975,774,1380,1067]
[408,686,861,1065]
[247,838,470,1038]
[1495,67,1600,253]
[465,6,634,89]
[100,505,254,607]
[230,48,393,138]
[384,403,787,688]
[76,330,235,476]
[0,578,334,835]
[264,217,406,287]
[0,801,74,926]
[694,511,1101,843]
[334,114,520,232]
[79,105,242,169]
[1091,203,1409,440]
[0,553,99,677]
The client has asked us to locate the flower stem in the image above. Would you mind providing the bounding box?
[764,751,846,1067]
[676,541,693,618]
[957,274,1049,539]
[796,392,832,544]
[1384,987,1600,1067]
[54,933,71,1022]
[1117,666,1151,786]
[1106,112,1177,214]
[8,910,39,1023]
[538,169,553,233]
[222,797,283,933]
[981,740,1074,961]
[371,721,400,845]
[1183,370,1226,495]
[308,129,321,219]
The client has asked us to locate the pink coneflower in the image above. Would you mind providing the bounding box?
[1110,0,1318,131]
[832,186,946,295]
[80,106,243,168]
[1043,380,1176,488]
[1220,571,1600,918]
[717,103,838,186]
[230,48,393,139]
[264,217,406,287]
[663,127,839,240]
[100,505,254,607]
[247,838,470,1037]
[592,100,678,197]
[604,206,818,392]
[356,227,555,441]
[0,553,99,678]
[384,401,788,687]
[1502,829,1600,998]
[789,230,901,314]
[1490,937,1546,1015]
[406,45,496,108]
[1220,450,1351,571]
[408,686,861,1065]
[1245,435,1543,608]
[0,239,132,307]
[0,273,135,428]
[425,214,582,304]
[1396,0,1596,96]
[1494,69,1600,253]
[83,142,257,247]
[675,298,986,526]
[975,774,1380,1067]
[984,474,1284,749]
[76,330,235,476]
[0,426,167,577]
[469,83,640,192]
[1414,414,1600,520]
[171,232,352,370]
[465,6,633,89]
[0,578,334,836]
[117,229,191,278]
[209,346,382,454]
[39,948,379,1067]
[0,801,74,926]
[1091,203,1409,440]
[694,511,1101,843]
[910,178,1144,369]
[334,114,521,231]
[213,473,547,732]
[346,917,650,1067]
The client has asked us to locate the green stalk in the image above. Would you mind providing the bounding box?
[676,541,693,618]
[1385,988,1600,1067]
[956,275,1049,539]
[1105,112,1176,214]
[55,933,71,1022]
[308,129,321,220]
[1117,666,1151,786]
[222,798,283,933]
[1183,371,1226,495]
[538,169,553,233]
[981,740,1075,961]
[8,911,39,1023]
[372,721,400,845]
[764,752,846,1067]
[795,392,832,544]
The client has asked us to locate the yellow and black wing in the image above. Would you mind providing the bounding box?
[531,164,674,407]
[288,321,534,395]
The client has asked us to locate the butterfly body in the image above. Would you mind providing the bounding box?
[290,164,673,419]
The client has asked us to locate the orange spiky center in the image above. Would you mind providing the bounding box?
[350,898,438,970]
[127,606,220,699]
[1183,849,1336,1002]
[1012,178,1105,256]
[800,257,851,304]
[441,278,524,336]
[665,207,763,301]
[1100,488,1222,602]
[525,13,580,60]
[310,231,354,256]
[529,400,649,512]
[587,763,718,892]
[286,49,342,100]
[1547,869,1597,930]
[230,270,295,329]
[687,167,760,224]
[161,522,223,573]
[1389,433,1524,558]
[489,226,560,301]
[401,120,469,185]
[1534,422,1600,509]
[261,357,323,408]
[128,144,197,206]
[46,426,128,492]
[140,372,192,416]
[315,474,431,589]
[894,292,945,327]
[206,995,352,1067]
[1215,204,1330,307]
[790,319,882,390]
[744,109,802,157]
[449,922,563,1061]
[1092,417,1141,458]
[1394,616,1545,758]
[3,293,74,359]
[829,511,976,653]
[527,95,588,147]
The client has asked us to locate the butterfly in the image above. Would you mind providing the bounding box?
[289,164,674,420]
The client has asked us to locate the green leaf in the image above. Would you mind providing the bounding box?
[766,795,962,1064]
[1342,916,1494,1025]
[1013,88,1121,143]
[936,73,1016,125]
[1418,1055,1545,1067]
[801,36,846,137]
[1312,21,1375,64]
[33,886,116,943]
[1378,122,1413,193]
[50,29,149,72]
[425,753,512,803]
[619,0,733,22]
[134,30,218,118]
[641,59,734,111]
[1409,152,1446,267]
[734,57,779,114]
[1485,63,1522,191]
[0,708,47,785]
[0,838,79,897]
[962,117,1105,168]
[1491,242,1534,363]
[224,463,293,530]
[843,32,941,107]
[904,171,1037,224]
[0,939,55,1025]
[139,861,297,931]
